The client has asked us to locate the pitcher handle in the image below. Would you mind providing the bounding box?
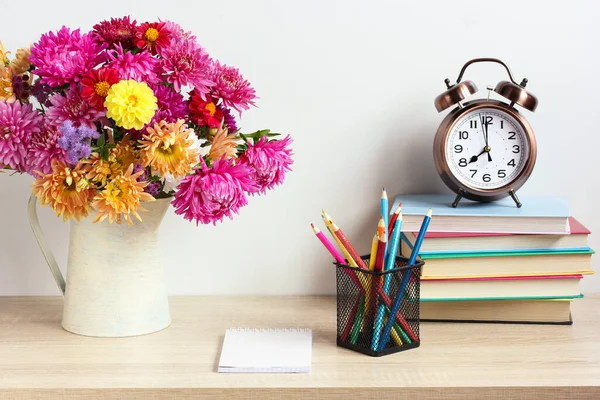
[27,194,66,295]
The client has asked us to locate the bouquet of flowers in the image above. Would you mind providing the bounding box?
[0,17,293,225]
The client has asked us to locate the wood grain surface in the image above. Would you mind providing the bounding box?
[1,295,599,399]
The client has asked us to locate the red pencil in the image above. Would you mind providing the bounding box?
[388,202,402,240]
[340,295,362,342]
[331,222,368,269]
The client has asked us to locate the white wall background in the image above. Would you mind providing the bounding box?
[0,0,598,296]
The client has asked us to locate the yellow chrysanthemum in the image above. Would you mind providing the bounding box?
[32,160,96,221]
[208,125,239,162]
[83,140,138,187]
[0,67,15,103]
[91,164,155,225]
[9,47,31,75]
[104,80,157,130]
[138,119,200,178]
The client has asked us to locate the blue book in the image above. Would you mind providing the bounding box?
[392,194,570,234]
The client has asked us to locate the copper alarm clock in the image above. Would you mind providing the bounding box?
[433,58,538,208]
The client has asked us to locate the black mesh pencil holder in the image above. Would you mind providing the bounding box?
[335,255,423,357]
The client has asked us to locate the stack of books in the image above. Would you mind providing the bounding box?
[393,194,594,324]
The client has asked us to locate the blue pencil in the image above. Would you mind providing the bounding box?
[383,214,402,292]
[378,208,431,351]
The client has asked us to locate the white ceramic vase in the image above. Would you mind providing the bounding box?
[28,194,172,337]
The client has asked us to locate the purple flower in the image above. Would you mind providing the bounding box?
[238,135,293,195]
[172,158,258,225]
[218,104,237,132]
[57,121,99,165]
[30,82,54,107]
[30,26,105,87]
[147,84,188,127]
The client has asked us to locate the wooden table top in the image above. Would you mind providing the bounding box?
[1,295,599,399]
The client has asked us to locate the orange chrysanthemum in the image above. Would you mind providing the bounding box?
[83,140,137,187]
[31,159,96,221]
[91,164,155,225]
[208,125,239,162]
[9,47,31,75]
[138,119,200,178]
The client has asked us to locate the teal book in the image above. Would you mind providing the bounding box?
[392,194,570,234]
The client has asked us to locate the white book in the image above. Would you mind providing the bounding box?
[217,328,312,373]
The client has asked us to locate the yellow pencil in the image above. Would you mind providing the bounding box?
[368,233,378,271]
[322,210,358,268]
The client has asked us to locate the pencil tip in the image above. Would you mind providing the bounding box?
[426,208,433,217]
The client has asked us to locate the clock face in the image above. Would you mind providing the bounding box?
[445,107,530,190]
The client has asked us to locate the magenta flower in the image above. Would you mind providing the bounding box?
[30,26,105,87]
[172,158,258,225]
[0,101,43,171]
[46,87,105,129]
[93,16,138,50]
[160,39,213,93]
[238,135,293,195]
[25,123,67,176]
[106,44,160,85]
[209,61,257,114]
[147,84,188,127]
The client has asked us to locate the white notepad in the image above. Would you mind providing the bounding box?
[218,328,312,373]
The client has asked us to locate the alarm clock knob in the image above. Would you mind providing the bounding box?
[494,80,538,112]
[434,80,478,112]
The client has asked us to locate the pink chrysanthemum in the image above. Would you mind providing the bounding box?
[0,101,43,171]
[106,44,160,85]
[238,135,293,195]
[161,20,195,43]
[46,87,105,129]
[93,16,138,50]
[25,123,67,176]
[208,61,257,114]
[172,158,258,225]
[147,84,188,127]
[160,39,213,93]
[30,26,105,87]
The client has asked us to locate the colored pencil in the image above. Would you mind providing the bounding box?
[340,294,362,342]
[311,224,346,264]
[381,188,388,259]
[322,211,359,268]
[388,203,402,240]
[378,208,432,350]
[349,295,366,344]
[370,230,387,351]
[331,221,368,269]
[368,233,378,271]
[383,213,402,292]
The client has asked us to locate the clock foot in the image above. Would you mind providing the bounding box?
[509,189,522,208]
[451,191,464,208]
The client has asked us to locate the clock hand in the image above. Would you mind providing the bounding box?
[481,116,492,162]
[469,149,486,164]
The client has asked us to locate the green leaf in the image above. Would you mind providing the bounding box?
[97,132,105,147]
